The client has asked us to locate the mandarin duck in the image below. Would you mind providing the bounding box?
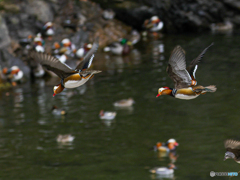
[61,38,76,57]
[29,38,101,97]
[99,110,117,120]
[113,98,135,107]
[144,16,164,32]
[57,134,75,143]
[156,43,216,100]
[2,66,24,85]
[224,139,240,163]
[76,43,92,59]
[154,139,179,152]
[42,22,54,40]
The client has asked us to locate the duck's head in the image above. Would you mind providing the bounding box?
[99,110,104,116]
[168,163,177,170]
[151,16,160,24]
[167,139,179,150]
[156,142,162,148]
[224,151,235,161]
[43,21,53,29]
[156,87,172,97]
[11,66,20,74]
[62,38,71,47]
[53,84,64,97]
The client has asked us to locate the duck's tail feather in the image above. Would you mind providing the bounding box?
[204,85,217,92]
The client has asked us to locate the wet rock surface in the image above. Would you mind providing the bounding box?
[0,0,133,80]
[95,0,240,33]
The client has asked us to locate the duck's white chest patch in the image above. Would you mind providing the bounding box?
[64,77,91,88]
[175,93,199,100]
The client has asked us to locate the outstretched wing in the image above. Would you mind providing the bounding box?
[225,139,240,150]
[224,139,240,158]
[166,45,192,89]
[29,51,75,79]
[75,37,99,71]
[187,43,214,80]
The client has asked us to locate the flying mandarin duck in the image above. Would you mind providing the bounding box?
[156,43,216,100]
[30,38,101,96]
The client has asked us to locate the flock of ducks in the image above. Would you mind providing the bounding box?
[1,11,239,177]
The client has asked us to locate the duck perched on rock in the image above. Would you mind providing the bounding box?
[224,139,240,163]
[61,38,76,57]
[144,16,164,32]
[2,66,24,85]
[156,43,216,100]
[42,22,55,40]
[30,38,101,96]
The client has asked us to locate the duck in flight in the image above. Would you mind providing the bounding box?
[30,38,101,97]
[224,139,240,163]
[156,43,216,100]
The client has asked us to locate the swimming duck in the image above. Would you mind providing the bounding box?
[104,38,132,55]
[210,20,233,33]
[56,134,75,143]
[154,139,179,152]
[52,105,67,116]
[113,98,135,107]
[99,110,117,120]
[156,43,217,100]
[144,16,164,32]
[224,139,240,163]
[150,163,176,176]
[29,38,101,97]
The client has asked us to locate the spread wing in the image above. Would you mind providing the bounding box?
[29,51,76,79]
[187,43,214,79]
[225,139,240,149]
[166,45,192,89]
[75,37,99,71]
[224,139,240,158]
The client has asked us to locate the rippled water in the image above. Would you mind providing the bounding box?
[1,32,240,179]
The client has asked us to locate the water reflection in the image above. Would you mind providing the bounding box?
[2,33,240,179]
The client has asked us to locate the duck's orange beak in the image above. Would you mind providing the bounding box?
[174,142,179,146]
[53,93,56,97]
[156,94,161,97]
